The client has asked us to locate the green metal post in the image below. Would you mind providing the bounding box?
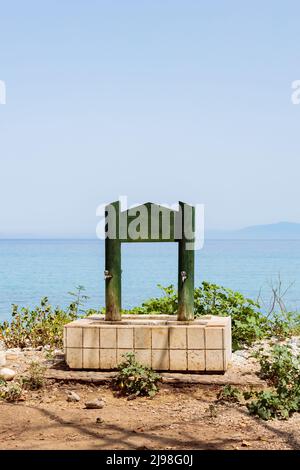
[177,202,195,321]
[105,201,122,321]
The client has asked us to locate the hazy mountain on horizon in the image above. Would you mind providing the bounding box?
[1,221,300,240]
[206,222,300,240]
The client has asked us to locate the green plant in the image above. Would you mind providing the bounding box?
[247,345,300,420]
[22,361,46,390]
[123,284,178,316]
[194,282,268,350]
[0,380,23,402]
[217,385,242,403]
[258,344,300,386]
[126,282,268,350]
[206,403,218,418]
[113,352,162,398]
[267,311,300,339]
[68,285,90,315]
[247,389,300,421]
[0,297,80,349]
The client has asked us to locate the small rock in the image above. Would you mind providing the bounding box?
[67,391,81,402]
[0,367,16,381]
[96,417,104,424]
[85,398,105,409]
[127,394,137,401]
[241,441,251,447]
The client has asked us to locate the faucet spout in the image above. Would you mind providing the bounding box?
[181,271,187,283]
[104,270,113,280]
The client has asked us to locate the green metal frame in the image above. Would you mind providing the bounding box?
[105,201,195,321]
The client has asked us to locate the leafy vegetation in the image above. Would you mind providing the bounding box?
[68,285,90,315]
[112,352,162,398]
[267,311,300,339]
[0,282,299,352]
[0,380,23,402]
[124,284,177,316]
[216,346,300,421]
[247,345,300,420]
[126,282,268,350]
[217,384,242,403]
[0,286,88,349]
[21,361,46,390]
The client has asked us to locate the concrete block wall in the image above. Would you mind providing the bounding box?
[64,315,231,372]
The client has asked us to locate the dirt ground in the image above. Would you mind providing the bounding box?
[1,342,300,451]
[1,380,300,450]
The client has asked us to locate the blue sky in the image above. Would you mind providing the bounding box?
[0,0,300,237]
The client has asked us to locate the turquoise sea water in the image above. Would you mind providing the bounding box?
[0,239,300,321]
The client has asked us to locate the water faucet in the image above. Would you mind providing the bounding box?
[104,270,113,280]
[181,271,187,283]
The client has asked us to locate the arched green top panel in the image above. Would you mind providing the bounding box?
[105,201,195,243]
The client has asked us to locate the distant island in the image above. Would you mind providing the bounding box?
[206,222,300,240]
[1,222,300,240]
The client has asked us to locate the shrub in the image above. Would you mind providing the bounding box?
[113,352,162,398]
[22,361,46,390]
[247,345,300,420]
[126,282,268,350]
[0,286,89,349]
[0,282,298,352]
[217,384,242,403]
[0,298,78,349]
[124,284,178,316]
[267,311,300,339]
[0,380,23,402]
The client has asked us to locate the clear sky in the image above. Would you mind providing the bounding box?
[1,0,300,237]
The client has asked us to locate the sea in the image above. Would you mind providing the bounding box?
[0,239,300,321]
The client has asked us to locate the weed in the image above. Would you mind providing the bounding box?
[113,352,162,398]
[22,361,46,390]
[217,385,242,403]
[0,380,23,402]
[247,345,300,420]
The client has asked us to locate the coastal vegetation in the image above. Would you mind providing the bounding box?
[217,344,300,421]
[112,352,162,398]
[0,283,299,351]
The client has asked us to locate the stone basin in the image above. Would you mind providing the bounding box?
[64,314,232,373]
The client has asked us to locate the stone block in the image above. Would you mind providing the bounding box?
[117,328,133,349]
[187,350,205,371]
[100,349,117,369]
[83,348,100,369]
[152,327,169,349]
[169,350,187,370]
[83,328,100,349]
[169,327,187,349]
[134,349,152,367]
[67,328,82,348]
[205,349,224,371]
[134,327,151,349]
[66,348,82,369]
[187,327,205,349]
[152,349,169,370]
[100,328,117,348]
[205,327,223,349]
